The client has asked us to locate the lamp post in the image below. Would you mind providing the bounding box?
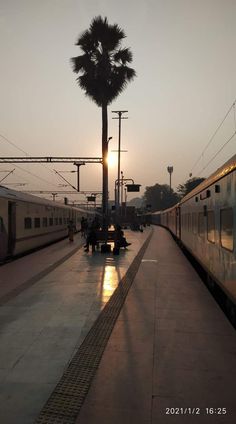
[112,110,128,214]
[106,137,112,217]
[167,166,173,191]
[124,187,127,217]
[121,171,124,205]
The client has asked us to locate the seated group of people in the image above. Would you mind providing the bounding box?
[83,221,131,253]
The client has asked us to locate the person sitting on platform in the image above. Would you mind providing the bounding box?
[114,225,131,249]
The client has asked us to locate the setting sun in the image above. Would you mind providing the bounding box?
[107,152,117,168]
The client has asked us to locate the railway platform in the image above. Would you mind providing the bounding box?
[73,226,236,424]
[0,228,151,424]
[1,226,236,424]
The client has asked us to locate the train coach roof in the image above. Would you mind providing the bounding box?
[181,154,236,203]
[0,185,89,213]
[0,185,67,207]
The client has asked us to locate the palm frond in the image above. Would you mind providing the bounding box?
[89,16,125,52]
[71,54,93,73]
[75,30,96,54]
[123,66,136,81]
[113,48,133,64]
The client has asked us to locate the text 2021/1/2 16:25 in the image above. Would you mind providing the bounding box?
[165,407,227,415]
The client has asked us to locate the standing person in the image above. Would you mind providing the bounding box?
[80,216,86,237]
[83,218,88,237]
[93,215,101,231]
[68,220,75,242]
[84,220,97,253]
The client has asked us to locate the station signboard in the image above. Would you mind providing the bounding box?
[126,184,141,192]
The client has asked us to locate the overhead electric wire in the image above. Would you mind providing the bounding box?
[0,169,15,184]
[54,169,77,191]
[0,133,29,156]
[196,130,236,176]
[189,99,236,176]
[13,163,62,187]
[0,133,70,189]
[233,103,236,132]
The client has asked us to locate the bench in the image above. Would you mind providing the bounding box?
[95,230,130,254]
[95,230,116,243]
[90,230,115,253]
[85,229,130,254]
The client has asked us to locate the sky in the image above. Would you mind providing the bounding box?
[0,0,236,205]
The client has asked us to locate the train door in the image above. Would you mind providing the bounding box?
[0,215,7,260]
[8,201,16,255]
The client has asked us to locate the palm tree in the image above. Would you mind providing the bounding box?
[71,16,136,227]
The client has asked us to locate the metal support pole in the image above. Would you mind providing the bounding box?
[124,187,127,217]
[121,171,124,205]
[77,166,80,191]
[118,115,121,210]
[74,162,85,192]
[114,181,117,211]
[112,110,128,216]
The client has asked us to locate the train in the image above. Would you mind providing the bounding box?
[150,154,236,324]
[0,186,97,262]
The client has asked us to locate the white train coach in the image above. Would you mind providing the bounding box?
[0,186,96,261]
[151,154,236,323]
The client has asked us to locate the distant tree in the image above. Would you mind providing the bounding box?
[71,16,136,226]
[143,184,179,212]
[177,177,205,198]
[127,197,143,208]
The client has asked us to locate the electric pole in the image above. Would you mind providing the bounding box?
[112,110,128,215]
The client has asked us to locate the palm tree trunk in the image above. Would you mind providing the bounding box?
[102,103,108,229]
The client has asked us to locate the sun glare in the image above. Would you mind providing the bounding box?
[108,152,116,168]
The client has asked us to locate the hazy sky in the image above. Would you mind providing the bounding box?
[0,0,236,203]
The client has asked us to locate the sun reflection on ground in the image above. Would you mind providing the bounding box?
[102,265,118,301]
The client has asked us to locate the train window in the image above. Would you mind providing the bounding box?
[220,208,234,251]
[24,217,32,229]
[59,217,62,225]
[207,211,215,243]
[0,216,3,232]
[55,218,58,225]
[198,212,204,237]
[49,217,53,226]
[43,217,47,227]
[63,218,66,224]
[34,218,40,228]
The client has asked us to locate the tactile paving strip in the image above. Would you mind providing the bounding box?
[35,229,153,424]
